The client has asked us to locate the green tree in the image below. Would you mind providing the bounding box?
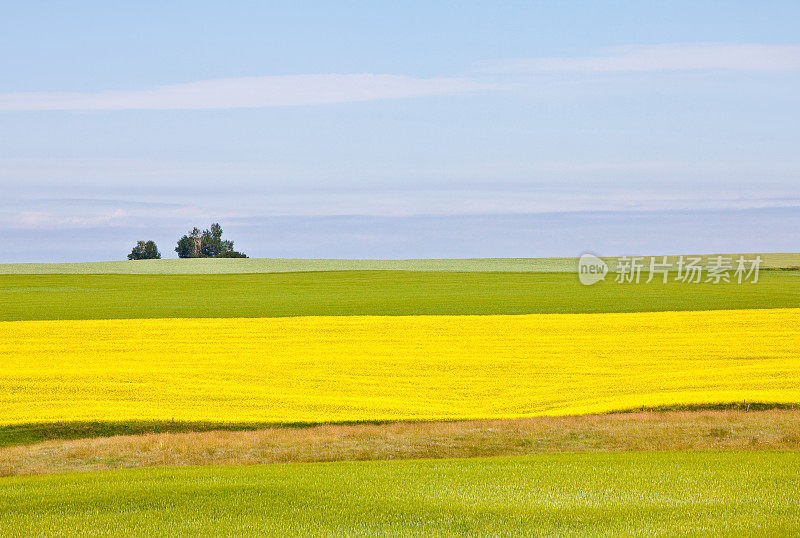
[127,240,161,260]
[175,227,202,258]
[200,223,224,257]
[175,223,246,258]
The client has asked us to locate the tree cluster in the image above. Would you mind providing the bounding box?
[127,223,246,260]
[175,223,247,258]
[127,240,161,260]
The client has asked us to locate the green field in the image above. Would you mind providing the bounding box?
[0,257,581,274]
[1,270,799,321]
[1,451,798,536]
[1,253,798,275]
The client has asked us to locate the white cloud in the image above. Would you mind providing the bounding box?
[485,44,800,74]
[5,187,800,233]
[0,74,489,111]
[10,209,130,230]
[4,156,800,193]
[1,44,792,112]
[0,199,202,230]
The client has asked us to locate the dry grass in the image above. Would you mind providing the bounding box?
[2,409,800,477]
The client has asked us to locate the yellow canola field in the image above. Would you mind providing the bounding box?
[1,309,798,425]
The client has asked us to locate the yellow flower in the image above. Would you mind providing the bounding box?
[1,309,798,424]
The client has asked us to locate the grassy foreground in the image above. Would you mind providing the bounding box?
[2,409,800,476]
[2,451,799,536]
[2,309,798,424]
[2,270,799,321]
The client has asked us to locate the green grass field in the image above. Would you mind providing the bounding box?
[1,451,798,536]
[1,270,799,321]
[0,257,581,274]
[1,253,798,275]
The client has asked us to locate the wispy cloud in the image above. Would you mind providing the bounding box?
[0,74,489,111]
[484,44,800,74]
[1,44,794,112]
[0,200,201,231]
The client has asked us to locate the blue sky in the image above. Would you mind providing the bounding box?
[1,1,799,261]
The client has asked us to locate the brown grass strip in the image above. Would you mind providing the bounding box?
[2,409,800,477]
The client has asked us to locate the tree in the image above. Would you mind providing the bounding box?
[175,223,246,258]
[175,235,194,258]
[175,227,202,258]
[127,240,161,260]
[200,223,224,257]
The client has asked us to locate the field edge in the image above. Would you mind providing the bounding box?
[3,407,800,477]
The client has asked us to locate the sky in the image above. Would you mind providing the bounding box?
[1,1,799,262]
